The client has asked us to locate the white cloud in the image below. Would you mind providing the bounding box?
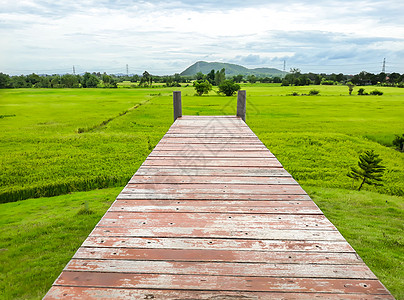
[0,0,403,74]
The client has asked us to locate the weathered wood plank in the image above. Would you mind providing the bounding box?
[73,247,364,264]
[128,175,297,185]
[54,272,388,294]
[134,166,291,177]
[123,184,305,195]
[116,193,312,200]
[98,212,336,231]
[66,259,377,279]
[109,199,322,214]
[142,158,283,168]
[153,144,269,150]
[149,151,275,158]
[90,227,342,240]
[44,286,395,300]
[82,237,355,252]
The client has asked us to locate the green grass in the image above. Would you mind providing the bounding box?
[0,187,121,300]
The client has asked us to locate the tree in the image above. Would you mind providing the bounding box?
[347,150,385,191]
[218,80,240,96]
[393,134,404,151]
[214,68,226,86]
[233,74,243,83]
[140,71,153,87]
[347,82,354,95]
[195,72,205,81]
[82,72,99,88]
[0,73,10,88]
[61,74,79,88]
[193,80,212,96]
[247,75,257,83]
[206,69,215,85]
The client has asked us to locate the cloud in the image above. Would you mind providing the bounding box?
[1,0,403,74]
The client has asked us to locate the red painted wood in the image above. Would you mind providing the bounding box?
[54,272,388,294]
[45,286,395,300]
[73,247,363,264]
[43,116,392,299]
[82,236,355,252]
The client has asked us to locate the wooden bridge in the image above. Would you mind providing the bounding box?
[44,92,393,299]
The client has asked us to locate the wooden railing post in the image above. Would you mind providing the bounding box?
[173,91,182,121]
[237,90,246,122]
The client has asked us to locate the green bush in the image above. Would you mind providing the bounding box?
[309,89,320,95]
[358,88,367,95]
[370,90,383,95]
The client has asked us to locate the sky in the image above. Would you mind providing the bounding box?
[1,0,404,75]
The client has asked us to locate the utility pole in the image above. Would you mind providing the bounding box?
[73,65,76,75]
[382,58,386,73]
[283,60,286,72]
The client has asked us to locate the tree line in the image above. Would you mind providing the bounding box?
[0,71,191,89]
[1,69,404,89]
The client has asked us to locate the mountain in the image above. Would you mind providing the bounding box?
[180,61,286,77]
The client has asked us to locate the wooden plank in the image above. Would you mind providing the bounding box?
[128,175,297,185]
[98,212,336,230]
[65,259,377,279]
[149,151,275,158]
[122,184,305,195]
[116,193,312,200]
[153,144,269,150]
[142,159,283,167]
[82,237,355,252]
[158,138,264,144]
[90,227,342,240]
[45,286,395,300]
[54,272,388,294]
[109,199,322,214]
[134,166,291,177]
[73,247,364,264]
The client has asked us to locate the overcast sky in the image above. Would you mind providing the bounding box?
[1,0,403,75]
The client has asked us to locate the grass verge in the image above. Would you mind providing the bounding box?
[0,187,121,300]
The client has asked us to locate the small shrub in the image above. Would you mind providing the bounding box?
[358,88,366,95]
[287,92,300,96]
[347,150,385,191]
[393,134,404,151]
[309,89,320,95]
[370,90,383,95]
[347,82,354,95]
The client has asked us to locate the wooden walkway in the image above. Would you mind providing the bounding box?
[44,116,393,299]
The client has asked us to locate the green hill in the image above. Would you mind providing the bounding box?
[180,61,286,77]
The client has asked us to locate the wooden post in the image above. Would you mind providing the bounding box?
[173,91,182,121]
[237,90,246,122]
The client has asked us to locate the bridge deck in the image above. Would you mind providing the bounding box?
[44,116,393,299]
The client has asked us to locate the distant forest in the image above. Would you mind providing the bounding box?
[1,69,403,89]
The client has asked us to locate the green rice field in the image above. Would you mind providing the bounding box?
[0,84,403,299]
